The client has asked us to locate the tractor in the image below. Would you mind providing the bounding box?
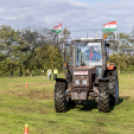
[54,36,119,112]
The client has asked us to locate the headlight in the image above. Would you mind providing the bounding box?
[82,80,87,85]
[75,80,80,85]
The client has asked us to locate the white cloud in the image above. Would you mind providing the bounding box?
[0,0,133,38]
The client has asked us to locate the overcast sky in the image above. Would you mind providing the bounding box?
[0,0,134,39]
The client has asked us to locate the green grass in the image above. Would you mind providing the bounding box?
[0,74,134,134]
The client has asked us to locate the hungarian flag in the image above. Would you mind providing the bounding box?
[102,21,117,32]
[51,23,62,33]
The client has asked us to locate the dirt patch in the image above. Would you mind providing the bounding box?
[14,82,50,87]
[25,89,53,100]
[15,84,24,87]
[0,89,53,100]
[12,82,54,87]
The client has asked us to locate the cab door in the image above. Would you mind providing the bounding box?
[63,44,70,78]
[64,44,70,65]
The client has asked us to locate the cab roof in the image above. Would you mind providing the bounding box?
[70,38,109,47]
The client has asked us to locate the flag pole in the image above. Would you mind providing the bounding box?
[57,22,62,48]
[114,19,117,40]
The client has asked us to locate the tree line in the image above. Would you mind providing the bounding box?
[0,25,70,76]
[0,24,134,76]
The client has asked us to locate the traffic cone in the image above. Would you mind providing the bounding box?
[24,124,29,134]
[25,82,28,89]
[128,76,130,79]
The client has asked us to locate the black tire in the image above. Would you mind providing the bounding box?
[55,82,67,112]
[98,82,109,112]
[108,70,119,105]
[115,75,119,104]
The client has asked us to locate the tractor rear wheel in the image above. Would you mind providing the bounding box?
[98,81,109,112]
[55,82,67,112]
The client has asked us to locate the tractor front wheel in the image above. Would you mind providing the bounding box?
[55,82,67,112]
[98,81,109,112]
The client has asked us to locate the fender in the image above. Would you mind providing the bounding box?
[55,78,67,83]
[55,78,68,89]
[107,65,115,70]
[99,78,110,82]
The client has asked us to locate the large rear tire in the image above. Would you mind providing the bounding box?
[98,82,109,112]
[55,82,67,112]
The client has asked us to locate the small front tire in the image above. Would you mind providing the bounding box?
[55,82,67,112]
[98,81,109,112]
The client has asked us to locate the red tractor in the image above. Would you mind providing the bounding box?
[55,37,119,112]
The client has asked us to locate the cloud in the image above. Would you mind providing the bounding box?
[0,0,133,38]
[70,0,89,7]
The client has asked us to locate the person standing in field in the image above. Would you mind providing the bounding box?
[53,67,58,80]
[47,68,52,80]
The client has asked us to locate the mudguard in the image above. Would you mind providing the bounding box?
[107,65,115,70]
[55,78,67,83]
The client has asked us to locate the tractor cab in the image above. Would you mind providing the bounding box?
[64,38,109,80]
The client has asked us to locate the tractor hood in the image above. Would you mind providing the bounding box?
[75,65,96,70]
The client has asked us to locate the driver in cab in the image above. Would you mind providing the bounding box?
[83,46,102,61]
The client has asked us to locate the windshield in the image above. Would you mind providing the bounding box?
[73,42,102,68]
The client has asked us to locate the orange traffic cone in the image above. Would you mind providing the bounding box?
[25,82,28,89]
[128,76,130,79]
[24,124,29,134]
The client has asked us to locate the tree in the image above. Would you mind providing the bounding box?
[21,28,39,77]
[0,25,28,76]
[0,52,6,76]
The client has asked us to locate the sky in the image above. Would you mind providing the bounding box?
[0,0,134,39]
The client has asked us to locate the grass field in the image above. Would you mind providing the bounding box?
[0,74,134,134]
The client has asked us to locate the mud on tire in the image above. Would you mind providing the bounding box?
[98,82,109,112]
[55,82,67,112]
